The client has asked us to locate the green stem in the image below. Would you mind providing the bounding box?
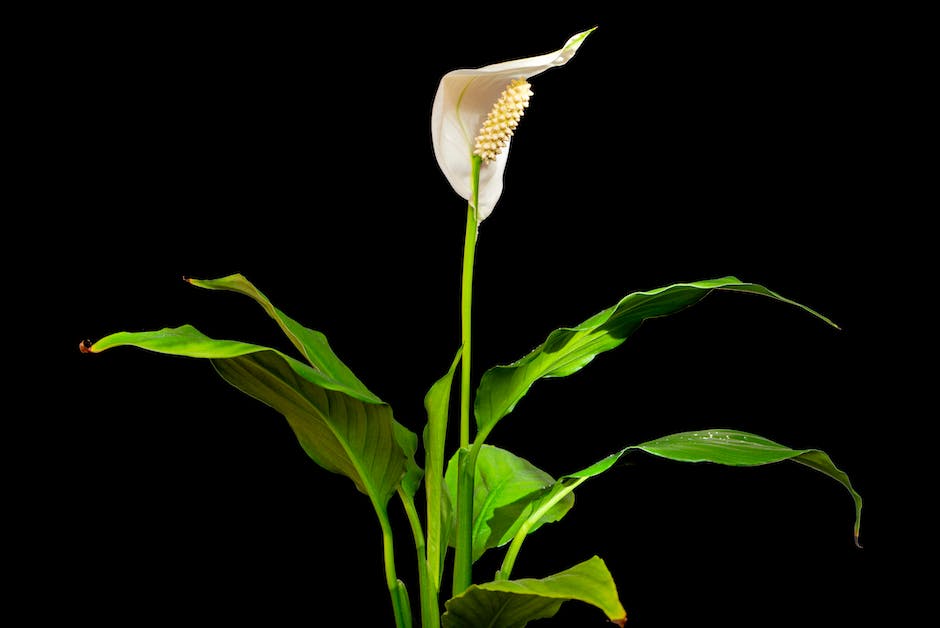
[378,507,410,628]
[452,448,474,596]
[399,489,439,628]
[452,427,495,595]
[460,155,481,448]
[454,154,482,597]
[497,477,589,581]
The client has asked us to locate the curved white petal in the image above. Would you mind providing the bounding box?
[431,29,594,222]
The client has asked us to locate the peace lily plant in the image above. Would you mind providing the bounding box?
[80,28,861,627]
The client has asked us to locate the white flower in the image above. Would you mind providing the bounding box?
[431,28,595,222]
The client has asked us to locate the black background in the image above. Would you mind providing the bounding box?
[30,4,918,626]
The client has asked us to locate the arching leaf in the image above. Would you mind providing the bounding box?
[515,429,862,552]
[84,325,409,507]
[186,273,376,401]
[474,277,838,436]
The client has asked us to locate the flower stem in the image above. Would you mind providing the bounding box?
[459,155,481,449]
[453,154,482,597]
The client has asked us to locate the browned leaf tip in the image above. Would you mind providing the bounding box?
[611,615,627,627]
[79,339,94,354]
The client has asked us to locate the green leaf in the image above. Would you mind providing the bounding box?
[424,348,462,587]
[186,273,378,402]
[395,579,413,628]
[445,445,573,562]
[185,274,425,508]
[474,276,838,436]
[85,325,409,507]
[442,555,626,628]
[497,429,861,581]
[634,429,862,544]
[394,419,423,500]
[539,429,862,546]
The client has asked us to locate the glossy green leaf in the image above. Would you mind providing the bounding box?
[424,348,462,587]
[474,277,838,436]
[85,325,408,507]
[635,429,862,544]
[498,429,861,580]
[531,429,861,546]
[394,420,423,500]
[441,555,626,628]
[187,273,377,402]
[445,445,573,562]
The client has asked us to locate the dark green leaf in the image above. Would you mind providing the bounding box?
[187,273,377,402]
[444,445,573,562]
[442,555,626,628]
[394,419,423,500]
[474,277,838,436]
[530,429,862,546]
[188,274,425,502]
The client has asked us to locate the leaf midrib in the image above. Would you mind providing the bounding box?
[485,596,513,628]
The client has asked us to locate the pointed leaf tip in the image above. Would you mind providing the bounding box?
[79,339,94,354]
[474,278,839,434]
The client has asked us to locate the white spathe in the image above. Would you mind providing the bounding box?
[431,28,594,222]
